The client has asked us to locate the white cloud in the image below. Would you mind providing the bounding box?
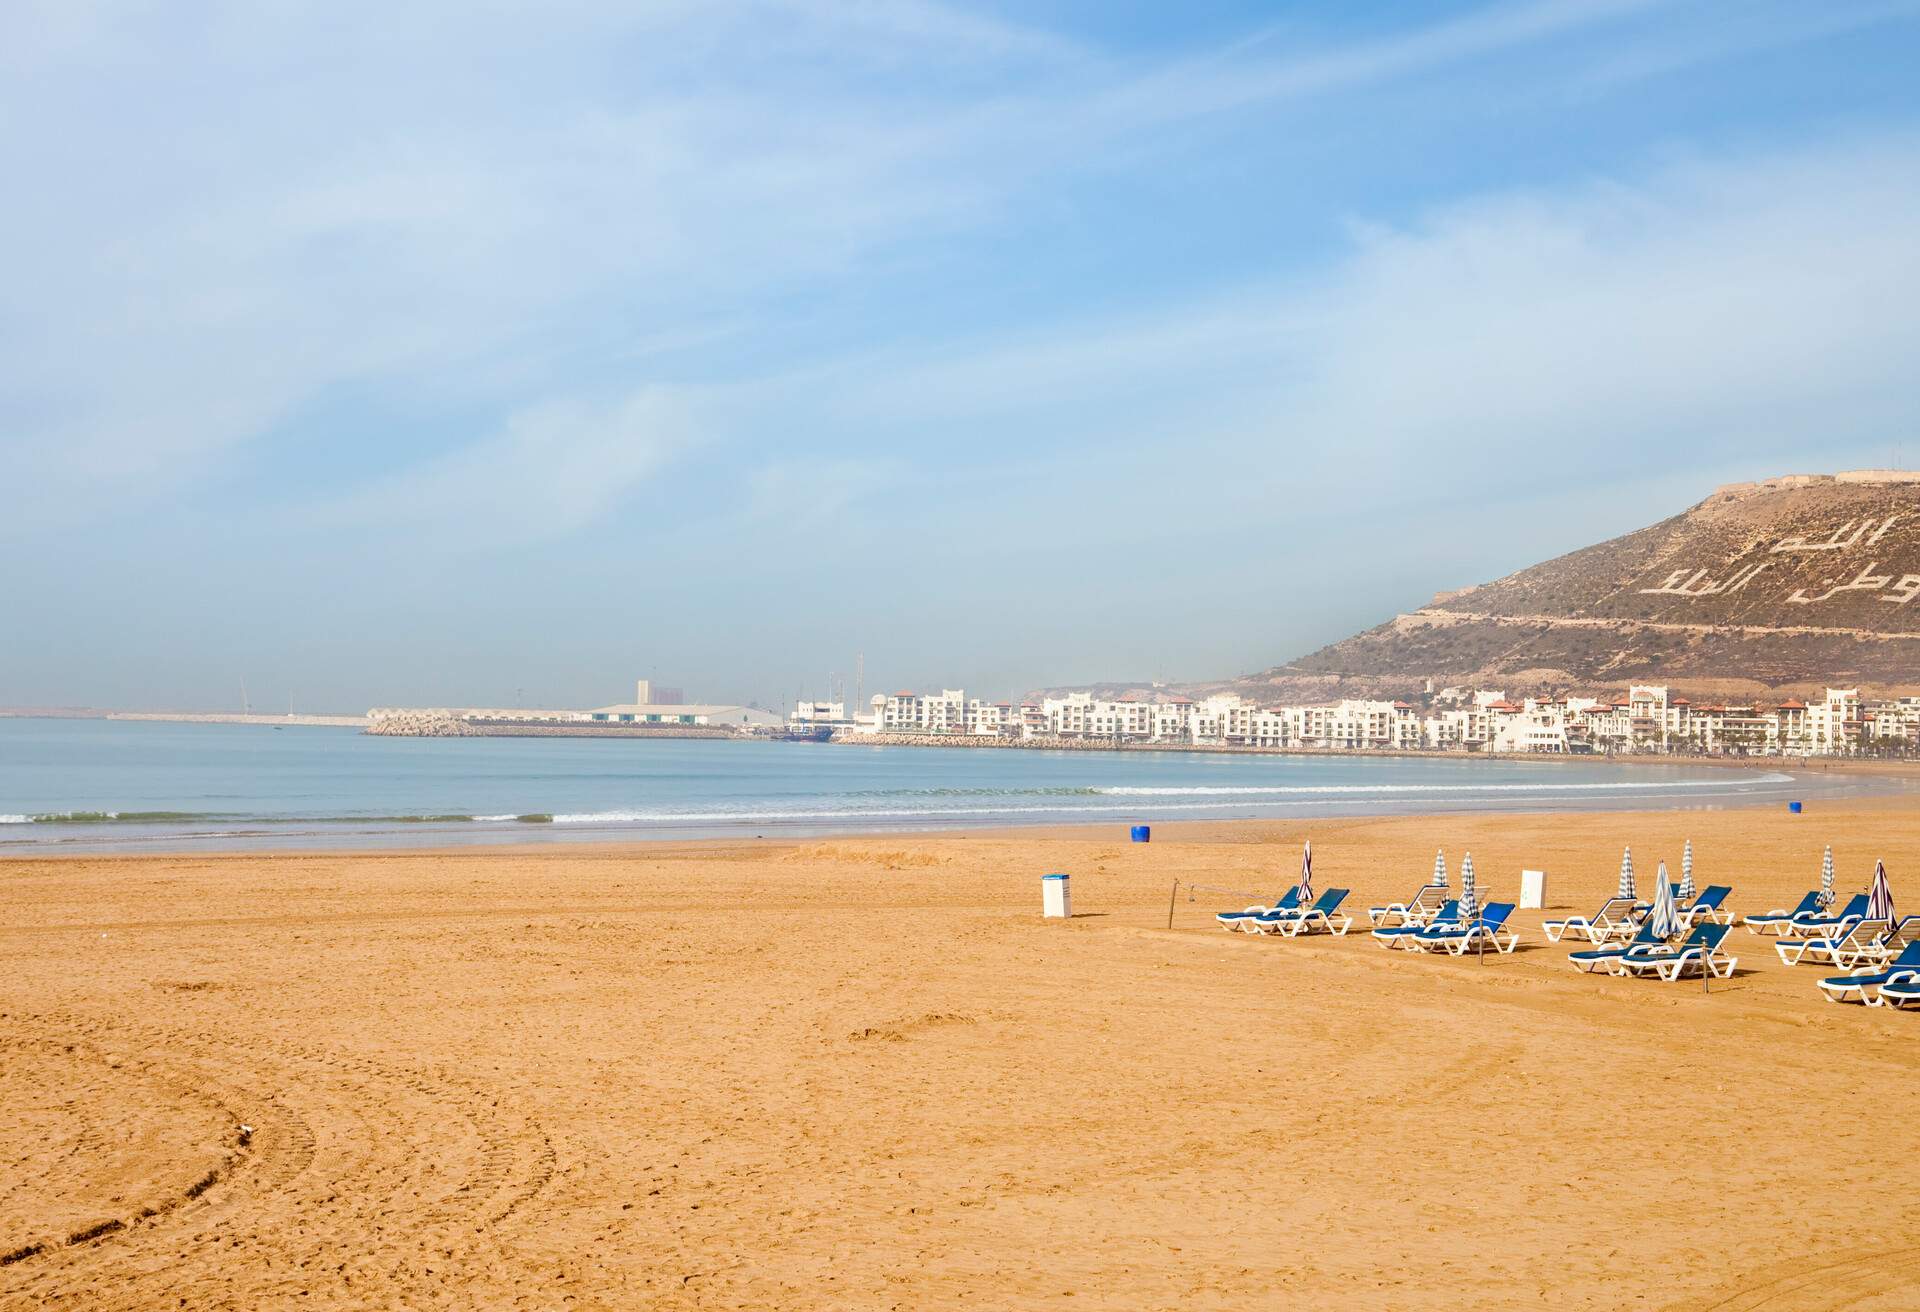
[4,0,1916,560]
[312,387,697,543]
[786,132,1920,527]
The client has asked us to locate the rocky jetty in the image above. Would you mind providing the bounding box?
[364,710,478,737]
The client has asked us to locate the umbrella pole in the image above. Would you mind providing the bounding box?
[1167,879,1178,930]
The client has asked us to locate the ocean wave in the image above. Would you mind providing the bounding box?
[1096,774,1790,797]
[10,810,565,826]
[19,810,213,823]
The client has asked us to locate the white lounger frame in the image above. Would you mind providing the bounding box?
[1775,919,1872,967]
[1544,896,1637,944]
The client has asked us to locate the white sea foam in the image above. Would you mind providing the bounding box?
[546,775,1793,825]
[1096,773,1790,797]
[0,815,28,824]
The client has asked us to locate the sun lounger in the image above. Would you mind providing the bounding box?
[1878,974,1920,1010]
[1217,887,1300,931]
[1255,888,1352,936]
[1373,899,1459,949]
[1817,940,1920,1004]
[1777,894,1869,940]
[1587,910,1658,944]
[1543,895,1638,943]
[1408,902,1518,955]
[1615,923,1735,980]
[1677,885,1733,927]
[1827,916,1920,971]
[1369,883,1448,927]
[1776,916,1879,967]
[1569,921,1665,973]
[1743,891,1823,935]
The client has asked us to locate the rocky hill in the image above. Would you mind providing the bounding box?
[1217,471,1920,703]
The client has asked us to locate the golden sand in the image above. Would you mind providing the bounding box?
[3,800,1917,1310]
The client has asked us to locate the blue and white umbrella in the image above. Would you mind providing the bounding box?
[1647,861,1680,940]
[1459,852,1478,923]
[1867,860,1895,925]
[1679,839,1696,902]
[1821,845,1835,908]
[1617,847,1636,901]
[1432,848,1448,889]
[1297,839,1313,905]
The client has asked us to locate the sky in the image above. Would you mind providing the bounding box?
[5,0,1920,714]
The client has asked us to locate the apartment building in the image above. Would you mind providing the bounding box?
[837,682,1911,758]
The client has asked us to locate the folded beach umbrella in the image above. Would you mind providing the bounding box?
[1646,861,1680,940]
[1433,848,1448,889]
[1867,860,1895,924]
[1679,839,1696,902]
[1617,847,1636,901]
[1298,839,1313,905]
[1459,852,1478,923]
[1821,845,1835,908]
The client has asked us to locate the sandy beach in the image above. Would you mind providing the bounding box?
[3,801,1917,1310]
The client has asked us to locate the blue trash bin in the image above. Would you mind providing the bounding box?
[1131,825,1151,843]
[1789,800,1803,814]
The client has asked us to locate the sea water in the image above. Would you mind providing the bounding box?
[0,717,1887,852]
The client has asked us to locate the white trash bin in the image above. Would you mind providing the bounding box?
[1042,872,1071,919]
[1520,869,1547,910]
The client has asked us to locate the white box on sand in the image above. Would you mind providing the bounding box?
[1520,869,1546,909]
[1042,872,1071,919]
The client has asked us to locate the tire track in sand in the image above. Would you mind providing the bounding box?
[0,1010,558,1308]
[1677,1243,1920,1310]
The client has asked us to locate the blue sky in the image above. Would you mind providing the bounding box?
[6,0,1920,713]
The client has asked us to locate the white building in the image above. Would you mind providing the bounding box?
[589,702,780,728]
[1490,700,1570,753]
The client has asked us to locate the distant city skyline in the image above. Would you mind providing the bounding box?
[6,2,1920,714]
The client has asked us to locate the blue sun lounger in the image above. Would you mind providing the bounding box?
[1569,920,1664,973]
[1254,888,1352,936]
[1615,923,1735,980]
[1778,894,1869,940]
[1743,891,1824,935]
[1818,940,1920,1004]
[1878,975,1920,1009]
[1373,899,1459,949]
[1678,885,1733,927]
[1408,902,1518,955]
[1776,914,1881,967]
[1217,887,1299,931]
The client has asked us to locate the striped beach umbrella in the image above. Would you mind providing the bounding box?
[1679,839,1696,902]
[1459,852,1478,922]
[1617,847,1636,901]
[1647,862,1680,940]
[1432,848,1448,889]
[1820,845,1835,908]
[1297,839,1313,905]
[1867,860,1895,925]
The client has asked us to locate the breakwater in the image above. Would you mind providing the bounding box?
[365,710,733,740]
